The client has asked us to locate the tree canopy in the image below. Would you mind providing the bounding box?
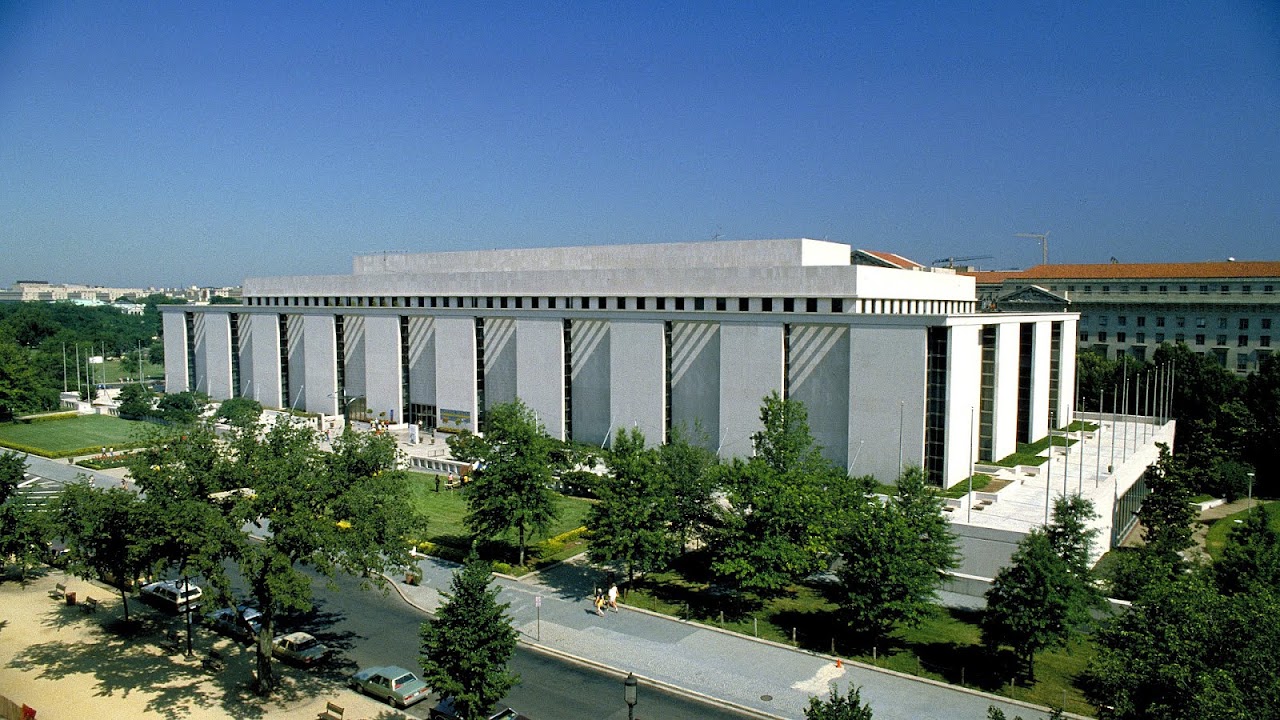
[705,392,858,597]
[453,400,561,568]
[835,466,957,645]
[586,427,674,586]
[981,497,1102,684]
[56,481,157,620]
[1084,568,1280,719]
[0,450,49,581]
[129,419,424,693]
[420,557,519,720]
[804,684,875,720]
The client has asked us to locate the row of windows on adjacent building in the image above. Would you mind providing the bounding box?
[241,295,976,315]
[1081,315,1274,330]
[1087,344,1272,373]
[1045,282,1277,295]
[1082,332,1272,348]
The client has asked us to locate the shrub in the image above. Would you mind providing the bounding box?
[17,412,81,424]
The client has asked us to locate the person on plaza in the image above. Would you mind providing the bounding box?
[593,588,606,617]
[607,583,619,612]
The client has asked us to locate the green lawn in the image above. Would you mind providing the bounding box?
[404,471,594,571]
[1204,500,1280,560]
[0,415,153,455]
[101,358,164,383]
[626,554,1094,716]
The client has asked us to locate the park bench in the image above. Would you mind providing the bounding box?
[81,596,99,613]
[161,630,182,654]
[51,582,67,599]
[202,648,226,673]
[318,701,344,720]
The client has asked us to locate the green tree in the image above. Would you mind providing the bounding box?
[1044,495,1104,616]
[0,337,60,420]
[131,425,238,653]
[132,419,423,693]
[0,450,25,504]
[0,501,49,581]
[116,382,155,419]
[459,400,560,568]
[1244,353,1280,498]
[804,683,874,720]
[1151,343,1247,493]
[1084,569,1280,719]
[1137,444,1195,563]
[215,397,263,428]
[0,451,48,581]
[156,391,208,424]
[1214,506,1280,598]
[56,482,158,620]
[835,467,957,645]
[420,557,519,720]
[586,427,673,587]
[706,393,853,596]
[660,424,718,555]
[980,530,1076,681]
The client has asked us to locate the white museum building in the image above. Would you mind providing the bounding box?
[162,238,1079,490]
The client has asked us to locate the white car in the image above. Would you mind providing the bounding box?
[271,631,332,666]
[140,580,203,614]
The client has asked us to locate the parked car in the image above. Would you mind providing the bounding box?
[429,697,531,720]
[271,631,331,666]
[139,580,203,614]
[208,604,263,642]
[349,665,430,708]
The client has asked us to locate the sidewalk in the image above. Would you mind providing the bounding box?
[393,554,1076,720]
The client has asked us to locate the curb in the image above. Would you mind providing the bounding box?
[381,572,787,720]
[617,600,1090,720]
[389,564,1093,720]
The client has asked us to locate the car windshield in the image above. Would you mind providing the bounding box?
[294,637,315,650]
[393,674,414,688]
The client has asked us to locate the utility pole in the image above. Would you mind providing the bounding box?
[1015,231,1050,265]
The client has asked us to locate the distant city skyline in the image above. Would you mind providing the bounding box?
[2,2,1277,288]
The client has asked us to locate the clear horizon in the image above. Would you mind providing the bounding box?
[2,2,1277,288]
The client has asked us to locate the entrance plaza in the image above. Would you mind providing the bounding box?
[944,412,1172,596]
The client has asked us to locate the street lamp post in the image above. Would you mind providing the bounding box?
[624,672,638,720]
[1248,472,1255,505]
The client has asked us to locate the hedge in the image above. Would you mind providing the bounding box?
[0,440,148,459]
[16,412,81,424]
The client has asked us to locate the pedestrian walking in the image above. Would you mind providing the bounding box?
[607,583,619,612]
[593,588,606,617]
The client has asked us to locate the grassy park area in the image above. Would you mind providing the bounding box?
[0,414,152,457]
[1204,500,1280,560]
[101,358,164,383]
[405,471,594,572]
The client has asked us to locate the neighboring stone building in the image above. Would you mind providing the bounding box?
[969,260,1280,372]
[162,238,1079,489]
[0,280,240,304]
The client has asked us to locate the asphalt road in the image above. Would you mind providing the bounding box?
[294,570,756,720]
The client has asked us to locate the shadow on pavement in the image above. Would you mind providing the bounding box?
[10,594,354,720]
[526,556,610,602]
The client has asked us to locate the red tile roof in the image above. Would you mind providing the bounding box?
[963,261,1280,282]
[860,250,923,269]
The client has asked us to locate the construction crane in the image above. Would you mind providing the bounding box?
[1015,232,1050,265]
[930,254,993,268]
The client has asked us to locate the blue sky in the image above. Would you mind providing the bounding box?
[2,1,1277,288]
